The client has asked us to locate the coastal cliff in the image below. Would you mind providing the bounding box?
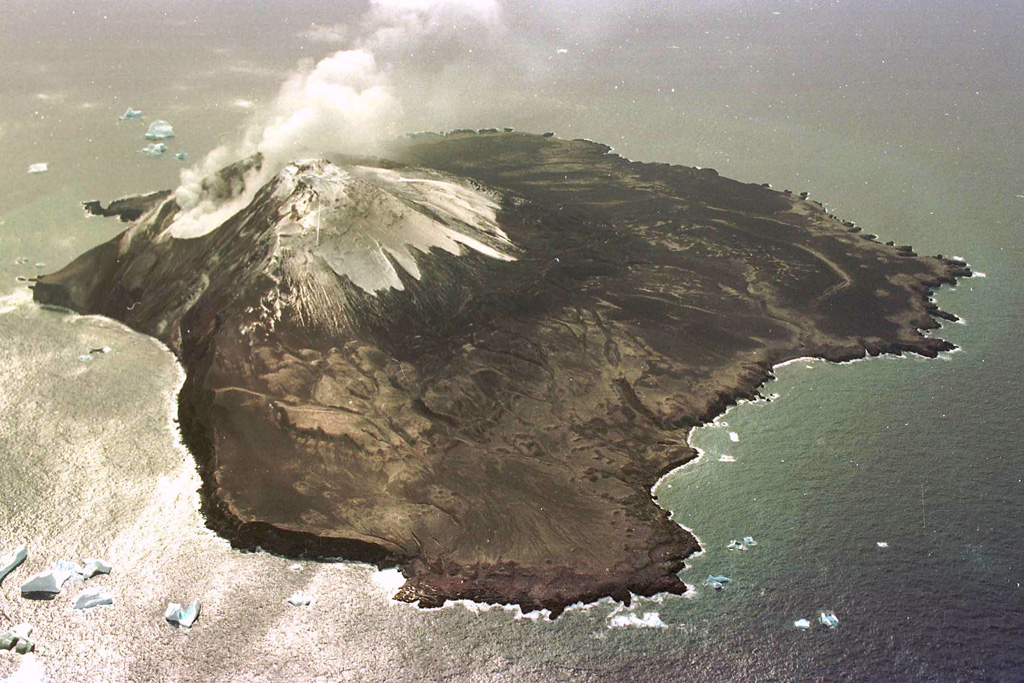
[34,132,970,615]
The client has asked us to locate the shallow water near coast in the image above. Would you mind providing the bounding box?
[2,1,1023,680]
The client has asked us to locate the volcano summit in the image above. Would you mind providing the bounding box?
[34,131,970,615]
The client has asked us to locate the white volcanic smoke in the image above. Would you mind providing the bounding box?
[170,0,501,239]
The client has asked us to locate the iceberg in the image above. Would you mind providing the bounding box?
[72,587,114,611]
[164,599,201,629]
[743,536,757,546]
[0,624,34,654]
[726,539,747,551]
[0,544,27,586]
[81,558,112,579]
[794,618,811,630]
[143,120,174,140]
[26,163,48,174]
[704,575,731,590]
[141,143,168,157]
[175,152,189,161]
[119,108,144,121]
[20,566,75,599]
[818,611,839,628]
[876,541,889,548]
[286,591,313,607]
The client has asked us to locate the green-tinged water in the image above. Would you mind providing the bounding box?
[1,1,1021,680]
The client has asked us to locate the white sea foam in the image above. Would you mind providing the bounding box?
[0,288,32,315]
[607,611,667,629]
[370,567,406,593]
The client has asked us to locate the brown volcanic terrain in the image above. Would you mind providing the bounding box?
[33,132,969,616]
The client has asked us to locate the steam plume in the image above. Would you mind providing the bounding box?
[171,0,501,239]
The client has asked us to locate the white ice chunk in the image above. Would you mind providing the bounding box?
[119,107,143,121]
[794,618,811,630]
[143,120,174,140]
[21,566,75,599]
[72,587,114,611]
[0,544,27,586]
[141,143,168,157]
[9,625,31,641]
[165,599,201,629]
[718,455,736,462]
[818,611,839,628]
[876,541,889,548]
[286,591,313,607]
[175,152,189,161]
[705,575,731,590]
[27,163,48,174]
[743,536,757,546]
[729,432,739,442]
[81,558,112,579]
[726,539,747,551]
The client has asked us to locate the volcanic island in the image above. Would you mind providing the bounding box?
[33,131,970,616]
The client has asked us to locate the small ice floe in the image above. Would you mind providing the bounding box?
[80,558,112,578]
[608,612,667,629]
[285,591,313,607]
[175,152,189,161]
[726,539,748,551]
[876,541,889,548]
[72,587,114,612]
[818,611,839,628]
[143,120,174,140]
[141,142,168,157]
[704,575,731,590]
[743,536,757,547]
[555,47,569,54]
[119,107,144,121]
[0,623,34,654]
[0,544,28,586]
[729,432,739,443]
[21,565,77,599]
[718,455,736,463]
[164,600,201,629]
[27,163,48,174]
[794,618,812,630]
[78,355,93,362]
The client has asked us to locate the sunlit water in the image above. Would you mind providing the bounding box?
[1,2,1022,680]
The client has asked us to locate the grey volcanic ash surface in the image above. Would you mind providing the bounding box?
[34,131,970,615]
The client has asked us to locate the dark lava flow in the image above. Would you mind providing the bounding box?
[33,132,970,616]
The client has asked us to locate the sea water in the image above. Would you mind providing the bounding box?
[1,1,1022,680]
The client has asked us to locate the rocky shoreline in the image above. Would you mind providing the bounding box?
[34,131,970,616]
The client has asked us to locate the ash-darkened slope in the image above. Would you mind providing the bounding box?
[34,132,970,615]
